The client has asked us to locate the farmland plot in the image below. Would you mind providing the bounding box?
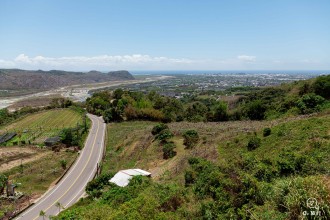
[0,109,83,145]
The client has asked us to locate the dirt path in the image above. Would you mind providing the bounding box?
[0,147,51,172]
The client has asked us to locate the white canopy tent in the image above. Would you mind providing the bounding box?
[109,169,151,187]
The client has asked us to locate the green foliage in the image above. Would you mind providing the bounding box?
[185,102,208,122]
[0,174,7,194]
[57,176,185,220]
[156,129,174,141]
[247,136,261,151]
[151,123,169,135]
[263,127,271,137]
[162,142,177,159]
[296,93,325,114]
[245,100,266,120]
[50,98,73,108]
[113,88,124,99]
[213,101,229,121]
[103,107,123,123]
[59,159,67,170]
[183,130,199,148]
[86,172,115,198]
[313,75,330,99]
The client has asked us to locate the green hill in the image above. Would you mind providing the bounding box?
[55,75,330,219]
[56,113,330,219]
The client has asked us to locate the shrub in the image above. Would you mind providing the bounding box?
[263,128,271,137]
[151,123,169,135]
[162,142,176,159]
[156,129,174,141]
[86,172,115,198]
[184,170,196,186]
[183,130,199,149]
[313,75,330,99]
[245,100,266,120]
[247,136,261,151]
[60,159,67,170]
[0,174,7,194]
[213,101,229,121]
[296,93,325,114]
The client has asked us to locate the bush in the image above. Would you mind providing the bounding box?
[156,129,174,141]
[86,172,115,198]
[247,136,261,151]
[245,100,266,120]
[162,142,176,159]
[183,130,199,149]
[263,128,271,137]
[184,170,196,186]
[0,174,7,194]
[296,93,325,114]
[313,75,330,99]
[151,123,169,135]
[60,159,67,170]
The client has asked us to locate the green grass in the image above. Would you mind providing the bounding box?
[0,109,83,145]
[57,112,330,219]
[1,150,77,219]
[102,121,157,174]
[219,114,330,169]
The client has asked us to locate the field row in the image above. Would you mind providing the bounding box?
[0,109,83,145]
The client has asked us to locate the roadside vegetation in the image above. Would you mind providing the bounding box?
[85,75,330,123]
[0,99,90,219]
[55,75,330,219]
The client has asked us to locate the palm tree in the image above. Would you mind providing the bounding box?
[55,201,64,213]
[39,210,46,220]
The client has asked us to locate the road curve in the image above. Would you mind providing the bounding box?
[16,114,106,220]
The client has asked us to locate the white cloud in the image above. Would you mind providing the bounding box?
[237,55,256,62]
[0,59,15,68]
[0,54,327,70]
[5,54,193,70]
[14,54,191,65]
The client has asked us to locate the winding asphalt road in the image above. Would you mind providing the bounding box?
[16,114,106,220]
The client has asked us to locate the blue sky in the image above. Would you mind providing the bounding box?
[0,0,329,71]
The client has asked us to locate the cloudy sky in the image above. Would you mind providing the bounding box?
[0,0,329,71]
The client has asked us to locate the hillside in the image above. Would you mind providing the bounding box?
[53,75,330,219]
[55,112,330,219]
[0,69,134,91]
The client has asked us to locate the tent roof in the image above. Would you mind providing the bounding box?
[109,169,151,187]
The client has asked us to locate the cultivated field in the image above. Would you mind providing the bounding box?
[0,109,83,145]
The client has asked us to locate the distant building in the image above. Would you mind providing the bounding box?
[44,136,61,147]
[109,169,151,187]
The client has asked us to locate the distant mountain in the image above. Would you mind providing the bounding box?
[0,69,135,90]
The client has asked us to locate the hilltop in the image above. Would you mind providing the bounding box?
[0,69,134,91]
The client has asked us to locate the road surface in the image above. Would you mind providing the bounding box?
[16,114,106,220]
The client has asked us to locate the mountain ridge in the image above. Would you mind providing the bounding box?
[0,69,135,90]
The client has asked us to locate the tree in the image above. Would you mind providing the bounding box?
[156,129,174,142]
[151,123,169,135]
[213,101,228,121]
[103,107,123,123]
[113,88,124,99]
[296,93,325,114]
[39,210,46,220]
[245,100,266,120]
[185,102,208,122]
[55,201,64,213]
[162,142,177,159]
[183,130,199,149]
[313,75,330,99]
